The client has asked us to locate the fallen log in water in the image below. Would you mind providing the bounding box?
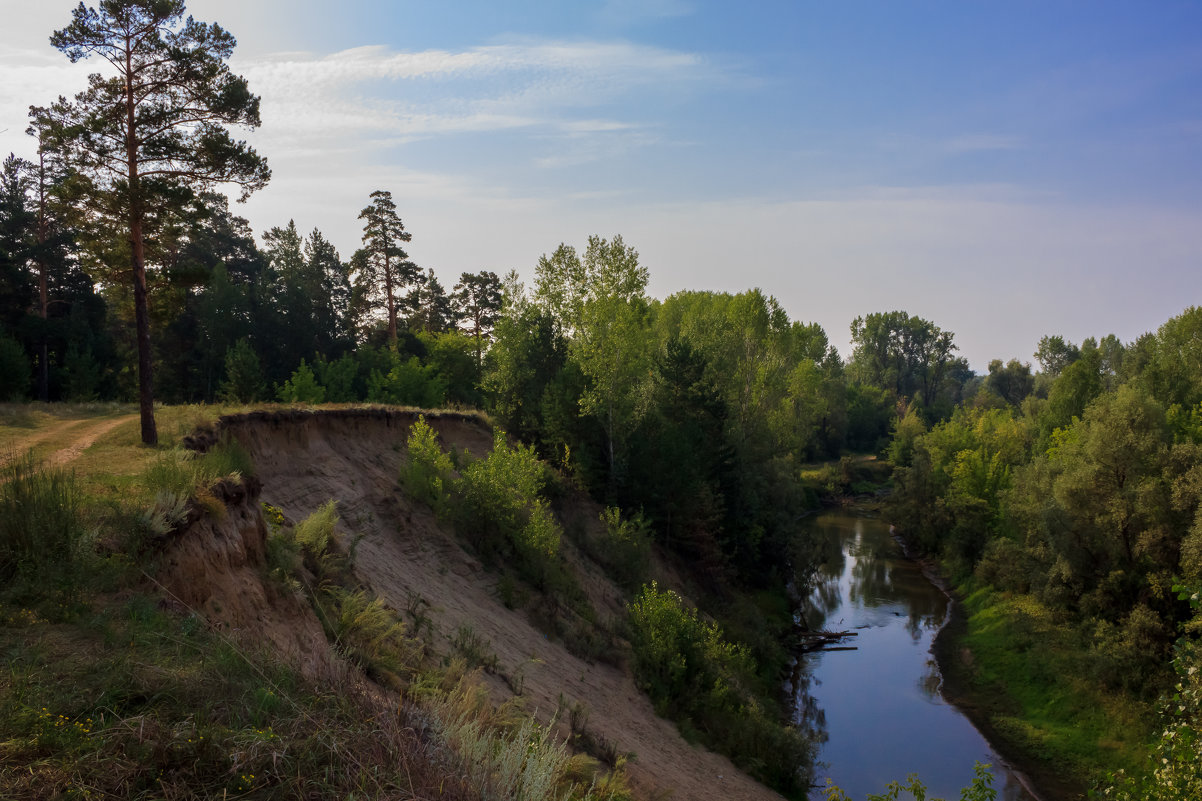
[796,629,859,653]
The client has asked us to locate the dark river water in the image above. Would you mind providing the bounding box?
[790,511,1037,800]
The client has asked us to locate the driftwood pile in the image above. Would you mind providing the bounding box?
[796,629,859,653]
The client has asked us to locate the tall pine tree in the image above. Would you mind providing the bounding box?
[38,0,269,443]
[354,190,416,344]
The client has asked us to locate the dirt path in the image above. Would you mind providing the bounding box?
[47,415,137,466]
[0,418,88,467]
[0,414,137,469]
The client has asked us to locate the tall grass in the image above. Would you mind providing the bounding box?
[0,454,86,592]
[424,670,630,801]
[321,586,418,681]
[0,595,484,800]
[143,437,255,499]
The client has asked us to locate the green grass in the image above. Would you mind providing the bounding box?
[0,596,483,800]
[949,585,1153,794]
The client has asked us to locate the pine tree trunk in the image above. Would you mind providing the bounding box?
[127,45,156,445]
[133,224,156,445]
[36,153,49,403]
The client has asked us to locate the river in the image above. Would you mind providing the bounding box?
[790,511,1037,800]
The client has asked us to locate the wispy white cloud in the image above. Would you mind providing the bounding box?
[239,39,712,155]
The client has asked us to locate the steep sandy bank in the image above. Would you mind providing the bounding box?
[190,407,785,801]
[154,475,343,684]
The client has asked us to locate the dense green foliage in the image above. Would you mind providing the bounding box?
[823,762,997,801]
[626,582,812,795]
[402,419,563,586]
[1105,586,1202,801]
[888,308,1202,790]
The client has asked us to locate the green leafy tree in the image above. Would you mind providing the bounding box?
[1141,307,1202,409]
[1106,587,1202,801]
[1034,334,1080,378]
[565,235,651,485]
[983,358,1034,406]
[0,335,30,400]
[627,581,811,793]
[0,155,35,339]
[627,335,731,553]
[20,122,91,402]
[355,190,416,344]
[1037,349,1103,443]
[453,430,561,572]
[40,0,269,443]
[313,352,358,403]
[153,193,261,402]
[304,227,352,355]
[850,310,967,420]
[257,220,310,381]
[485,271,570,445]
[366,350,446,408]
[420,330,480,406]
[400,415,453,509]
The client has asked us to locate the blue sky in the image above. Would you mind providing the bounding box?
[2,0,1200,369]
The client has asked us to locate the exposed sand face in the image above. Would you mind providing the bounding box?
[182,408,785,801]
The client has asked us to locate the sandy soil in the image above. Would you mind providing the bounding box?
[215,409,786,801]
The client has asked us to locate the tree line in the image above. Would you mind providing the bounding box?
[886,309,1202,732]
[0,0,982,593]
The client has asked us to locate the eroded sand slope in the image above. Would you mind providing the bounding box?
[202,408,785,801]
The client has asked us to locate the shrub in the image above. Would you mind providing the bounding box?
[400,415,453,509]
[276,359,326,403]
[1105,587,1202,801]
[595,507,651,591]
[313,352,359,402]
[626,582,811,794]
[367,352,447,407]
[199,435,255,480]
[453,430,561,569]
[1089,604,1173,698]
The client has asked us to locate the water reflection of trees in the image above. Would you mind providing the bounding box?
[789,659,830,749]
[797,513,951,639]
[798,522,848,630]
